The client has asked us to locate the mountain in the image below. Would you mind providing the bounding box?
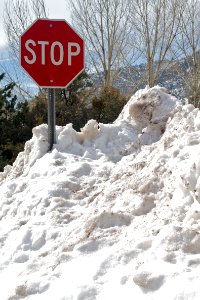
[0,86,200,299]
[113,61,187,101]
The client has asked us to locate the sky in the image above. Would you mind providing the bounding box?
[0,0,70,47]
[0,0,5,46]
[1,86,200,299]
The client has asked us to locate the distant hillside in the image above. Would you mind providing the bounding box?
[90,61,187,102]
[113,61,187,101]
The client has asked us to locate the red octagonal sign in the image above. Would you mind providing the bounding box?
[20,19,84,88]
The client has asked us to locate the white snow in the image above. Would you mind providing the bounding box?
[0,85,200,299]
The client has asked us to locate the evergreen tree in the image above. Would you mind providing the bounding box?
[0,73,17,144]
[29,91,48,126]
[13,100,34,143]
[91,86,128,123]
[0,73,34,171]
[0,73,18,170]
[55,70,93,130]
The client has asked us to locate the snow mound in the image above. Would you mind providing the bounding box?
[0,86,179,181]
[0,86,200,300]
[117,85,178,125]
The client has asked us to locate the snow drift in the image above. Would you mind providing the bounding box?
[0,86,200,300]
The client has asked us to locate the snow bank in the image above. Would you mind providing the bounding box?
[1,86,179,181]
[0,86,200,300]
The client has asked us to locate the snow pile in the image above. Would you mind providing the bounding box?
[0,86,200,300]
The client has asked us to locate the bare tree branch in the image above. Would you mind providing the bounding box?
[3,0,48,99]
[129,0,185,87]
[68,0,133,87]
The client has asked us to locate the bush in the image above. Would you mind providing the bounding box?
[91,86,128,123]
[0,143,24,172]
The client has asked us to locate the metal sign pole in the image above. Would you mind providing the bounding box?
[48,88,56,151]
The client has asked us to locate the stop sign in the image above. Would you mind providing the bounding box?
[20,19,84,88]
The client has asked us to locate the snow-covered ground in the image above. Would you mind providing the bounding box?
[0,86,200,300]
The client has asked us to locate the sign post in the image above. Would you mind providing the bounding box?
[48,88,56,150]
[20,19,85,150]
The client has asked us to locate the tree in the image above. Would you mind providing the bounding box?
[174,0,200,107]
[55,71,93,130]
[0,72,29,143]
[129,0,184,87]
[13,100,34,143]
[91,86,128,123]
[3,0,48,98]
[0,73,17,144]
[68,0,130,87]
[29,91,48,126]
[0,72,36,171]
[0,73,17,171]
[4,0,48,59]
